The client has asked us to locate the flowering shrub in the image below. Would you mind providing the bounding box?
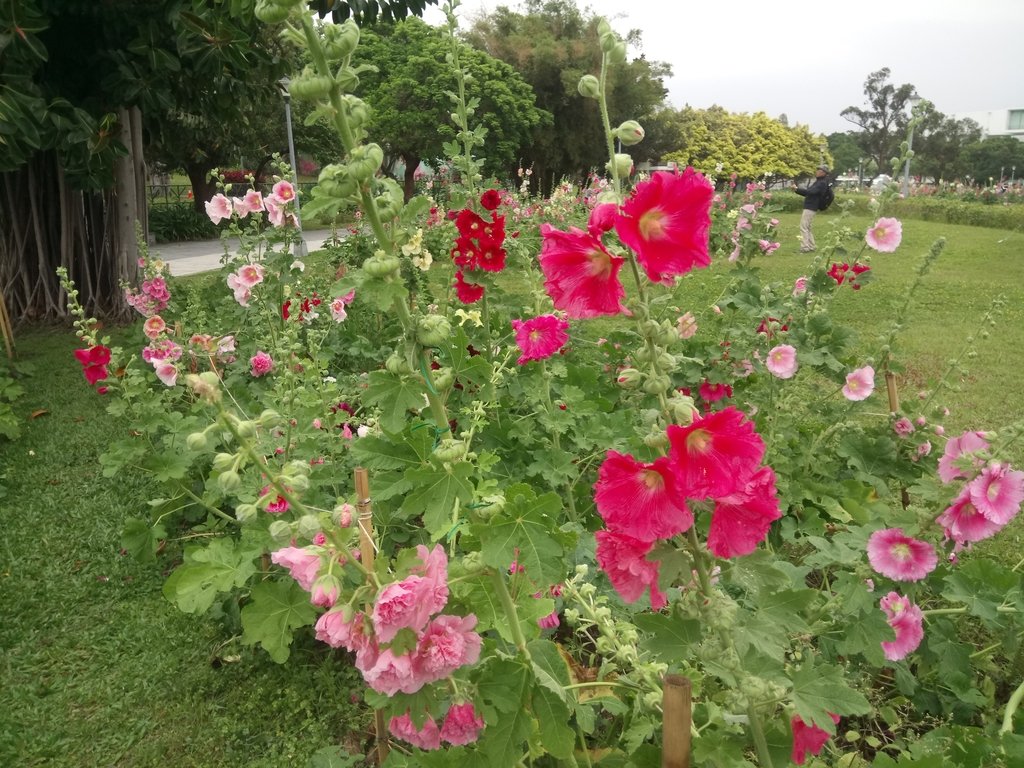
[64,4,1024,766]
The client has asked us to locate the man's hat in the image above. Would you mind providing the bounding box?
[817,164,830,173]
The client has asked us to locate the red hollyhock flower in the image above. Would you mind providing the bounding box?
[476,244,506,273]
[595,530,667,609]
[480,189,501,211]
[74,345,112,386]
[594,451,693,542]
[538,224,628,318]
[698,380,733,403]
[510,314,569,364]
[828,262,850,284]
[454,208,487,239]
[707,466,782,558]
[614,168,713,284]
[666,406,765,499]
[454,271,484,304]
[791,713,840,766]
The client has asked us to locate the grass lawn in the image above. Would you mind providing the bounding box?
[1,211,1022,766]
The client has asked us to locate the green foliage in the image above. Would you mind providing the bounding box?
[149,201,220,242]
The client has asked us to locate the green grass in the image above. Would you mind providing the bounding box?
[2,212,1023,765]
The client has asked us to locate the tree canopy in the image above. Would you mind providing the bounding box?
[841,68,917,176]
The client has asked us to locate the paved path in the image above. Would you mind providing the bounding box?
[158,228,339,277]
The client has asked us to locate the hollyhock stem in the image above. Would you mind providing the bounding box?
[686,526,712,596]
[596,53,621,201]
[541,359,578,521]
[1000,678,1024,735]
[489,568,531,660]
[746,702,775,768]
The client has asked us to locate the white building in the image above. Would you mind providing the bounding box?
[955,108,1024,141]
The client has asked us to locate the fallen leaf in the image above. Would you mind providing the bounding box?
[30,409,49,419]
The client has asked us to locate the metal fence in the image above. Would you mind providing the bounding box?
[147,182,318,206]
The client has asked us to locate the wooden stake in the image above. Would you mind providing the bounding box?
[0,289,14,359]
[885,370,900,413]
[354,467,389,765]
[662,675,692,768]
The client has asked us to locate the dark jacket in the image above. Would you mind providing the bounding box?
[794,176,830,211]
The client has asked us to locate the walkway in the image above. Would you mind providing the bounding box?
[158,228,339,277]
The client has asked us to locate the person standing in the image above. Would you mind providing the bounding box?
[791,164,830,253]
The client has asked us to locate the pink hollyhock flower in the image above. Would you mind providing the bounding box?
[205,193,232,224]
[362,648,421,695]
[842,365,875,401]
[866,217,903,252]
[879,591,924,661]
[389,712,441,751]
[314,608,357,648]
[936,488,1004,545]
[372,578,432,643]
[409,544,450,616]
[538,224,628,318]
[594,530,667,609]
[226,272,251,306]
[968,462,1024,525]
[893,417,914,437]
[867,528,938,581]
[698,380,732,403]
[937,430,990,483]
[310,576,339,607]
[271,179,295,204]
[74,345,111,386]
[666,406,766,499]
[454,270,484,304]
[677,311,698,339]
[412,614,482,685]
[594,450,693,542]
[588,202,617,236]
[791,713,840,766]
[154,363,178,387]
[707,466,782,558]
[264,196,287,227]
[614,168,714,284]
[143,315,167,340]
[510,314,570,364]
[232,189,263,217]
[250,351,274,377]
[441,703,486,746]
[758,239,780,254]
[236,263,265,288]
[142,339,182,365]
[330,297,348,322]
[537,610,560,629]
[792,276,808,296]
[271,546,321,591]
[765,344,798,379]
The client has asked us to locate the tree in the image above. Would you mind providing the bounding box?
[354,17,546,200]
[962,136,1024,186]
[463,0,669,194]
[841,68,917,176]
[826,132,867,178]
[912,108,982,184]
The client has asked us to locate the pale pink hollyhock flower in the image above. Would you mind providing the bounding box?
[879,592,924,661]
[232,189,263,217]
[766,344,798,379]
[250,351,274,377]
[440,703,486,746]
[936,487,1004,544]
[758,239,780,254]
[362,648,419,695]
[842,365,875,401]
[412,614,482,685]
[388,712,441,751]
[677,311,698,339]
[143,315,166,340]
[314,609,354,648]
[356,425,371,438]
[264,196,286,227]
[728,244,741,262]
[236,263,265,288]
[217,335,235,355]
[154,363,178,387]
[769,217,780,227]
[330,297,348,322]
[893,417,914,437]
[792,276,808,297]
[226,272,251,306]
[204,193,232,224]
[271,179,295,203]
[410,544,450,615]
[865,217,903,252]
[341,424,354,440]
[937,431,990,483]
[594,450,693,542]
[594,530,667,609]
[312,418,322,430]
[791,713,840,766]
[917,441,932,458]
[271,546,321,591]
[867,528,938,581]
[968,462,1024,525]
[340,289,356,304]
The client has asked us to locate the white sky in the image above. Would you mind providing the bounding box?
[423,0,1024,136]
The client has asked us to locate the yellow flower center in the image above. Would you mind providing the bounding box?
[638,209,666,240]
[686,429,711,454]
[641,469,664,490]
[891,542,911,561]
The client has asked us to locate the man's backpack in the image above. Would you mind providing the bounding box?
[819,179,835,211]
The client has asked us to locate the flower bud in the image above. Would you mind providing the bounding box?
[644,430,670,451]
[577,74,601,100]
[218,470,241,494]
[609,41,627,64]
[311,574,341,607]
[616,367,641,388]
[416,315,452,347]
[613,120,645,146]
[236,420,257,439]
[212,452,235,473]
[258,409,282,426]
[606,153,633,178]
[235,503,259,523]
[643,372,671,395]
[186,432,208,451]
[297,514,322,539]
[186,372,221,403]
[269,520,293,543]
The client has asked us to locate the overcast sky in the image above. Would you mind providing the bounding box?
[422,0,1024,136]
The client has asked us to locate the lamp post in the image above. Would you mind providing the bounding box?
[1012,166,1017,185]
[901,93,922,198]
[278,77,307,257]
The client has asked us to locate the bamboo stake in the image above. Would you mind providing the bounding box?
[354,467,389,766]
[662,675,692,768]
[885,371,912,508]
[0,289,14,359]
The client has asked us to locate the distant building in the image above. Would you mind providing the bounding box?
[954,108,1024,141]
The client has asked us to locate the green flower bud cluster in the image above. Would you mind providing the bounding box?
[322,20,359,62]
[254,0,299,24]
[577,74,601,100]
[362,252,402,280]
[385,352,415,376]
[613,120,645,146]
[374,177,405,220]
[280,459,311,493]
[606,153,633,178]
[416,314,452,347]
[287,65,333,101]
[431,366,454,391]
[433,438,468,463]
[703,591,739,631]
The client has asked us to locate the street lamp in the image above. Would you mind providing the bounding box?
[278,77,307,258]
[1012,166,1017,185]
[901,93,922,198]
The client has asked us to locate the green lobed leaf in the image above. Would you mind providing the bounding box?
[363,370,427,434]
[527,638,573,701]
[790,661,871,731]
[634,612,702,662]
[400,463,475,538]
[162,537,258,614]
[531,685,574,759]
[240,579,317,663]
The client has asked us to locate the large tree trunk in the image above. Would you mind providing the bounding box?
[185,161,217,214]
[402,153,421,203]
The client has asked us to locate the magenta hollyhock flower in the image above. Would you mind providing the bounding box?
[937,430,990,483]
[538,223,629,318]
[454,270,484,304]
[765,344,798,379]
[594,450,693,542]
[389,712,442,751]
[205,193,232,224]
[792,276,808,296]
[791,713,840,766]
[588,202,617,236]
[866,528,938,581]
[698,380,732,403]
[74,345,112,386]
[968,462,1024,525]
[936,487,1004,545]
[510,314,570,364]
[537,610,560,629]
[842,365,875,401]
[707,466,782,558]
[412,614,482,685]
[613,168,714,284]
[666,406,766,499]
[595,530,667,609]
[879,591,924,661]
[271,546,321,591]
[250,350,274,377]
[440,703,486,746]
[866,217,903,252]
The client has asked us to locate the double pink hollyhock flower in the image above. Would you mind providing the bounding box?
[371,544,449,643]
[412,614,482,686]
[791,713,840,765]
[388,712,442,751]
[538,223,628,318]
[613,168,714,284]
[879,591,924,661]
[439,702,486,746]
[866,528,938,581]
[249,350,274,377]
[271,546,321,591]
[594,450,693,542]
